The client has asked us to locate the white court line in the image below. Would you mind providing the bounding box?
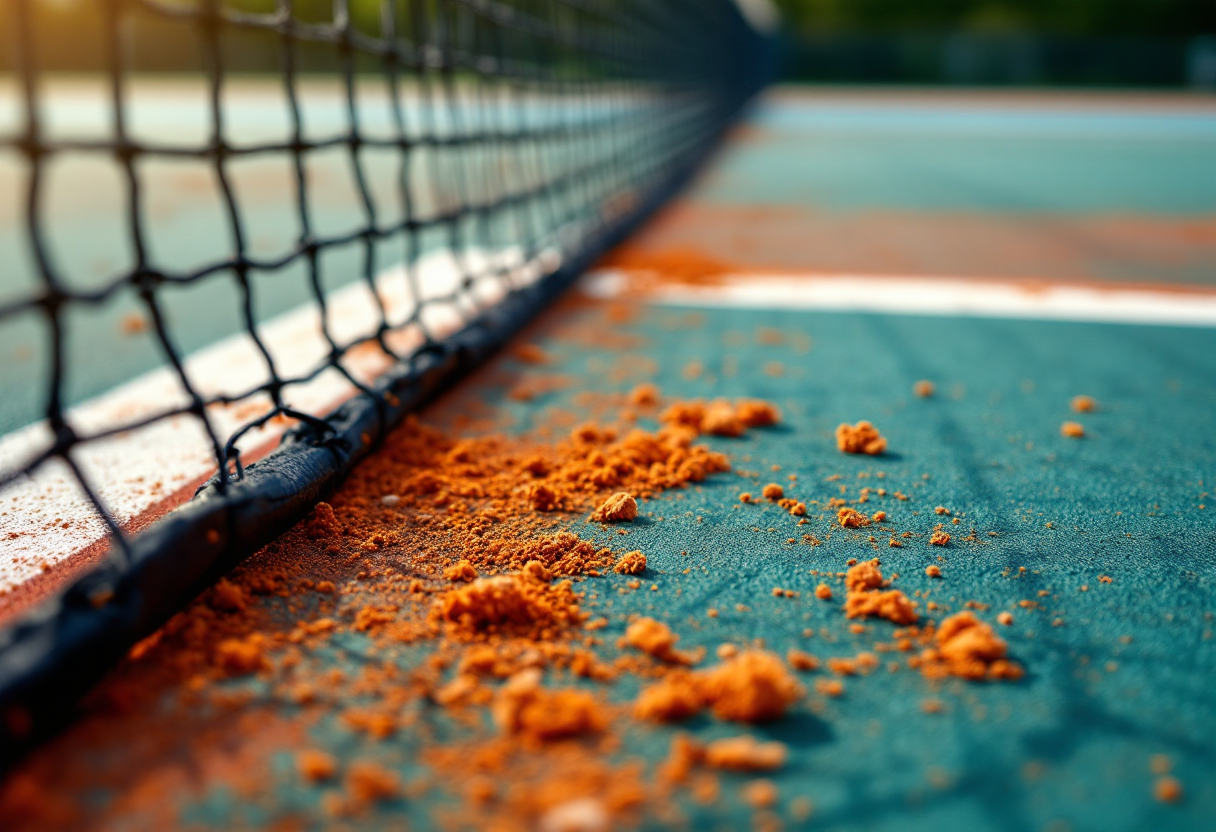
[0,248,554,603]
[583,270,1216,328]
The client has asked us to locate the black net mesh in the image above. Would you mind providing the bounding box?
[0,0,768,761]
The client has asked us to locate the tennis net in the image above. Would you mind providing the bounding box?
[0,0,770,762]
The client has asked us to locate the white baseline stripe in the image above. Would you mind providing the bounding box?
[583,270,1216,328]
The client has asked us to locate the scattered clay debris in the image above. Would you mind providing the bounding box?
[836,421,887,455]
[0,379,1037,830]
[914,380,935,398]
[1061,421,1086,438]
[700,652,804,723]
[591,492,639,523]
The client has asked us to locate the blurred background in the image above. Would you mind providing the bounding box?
[3,0,1216,88]
[771,0,1216,87]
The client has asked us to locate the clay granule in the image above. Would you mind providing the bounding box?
[703,736,788,772]
[836,421,887,455]
[613,551,647,575]
[761,483,784,501]
[591,492,639,523]
[624,617,696,665]
[493,669,606,742]
[1071,395,1097,413]
[1061,421,1085,438]
[635,651,802,725]
[844,561,918,626]
[837,507,870,528]
[297,749,337,783]
[914,381,935,398]
[786,650,820,672]
[1154,776,1182,803]
[741,778,778,809]
[912,612,1023,681]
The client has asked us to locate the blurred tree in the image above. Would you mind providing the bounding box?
[771,0,1215,37]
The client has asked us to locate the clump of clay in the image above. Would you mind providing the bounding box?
[913,612,1022,681]
[1071,395,1097,413]
[493,669,606,742]
[590,492,638,523]
[1061,422,1085,438]
[836,421,887,455]
[735,400,781,428]
[703,736,788,771]
[629,383,660,406]
[837,507,870,528]
[613,551,647,575]
[762,483,784,501]
[624,617,696,665]
[914,381,935,398]
[701,400,744,437]
[634,651,802,725]
[438,575,586,639]
[698,651,804,723]
[844,560,917,626]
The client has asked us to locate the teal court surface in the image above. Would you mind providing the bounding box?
[2,88,1215,830]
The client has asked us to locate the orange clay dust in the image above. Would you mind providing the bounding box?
[0,345,1024,830]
